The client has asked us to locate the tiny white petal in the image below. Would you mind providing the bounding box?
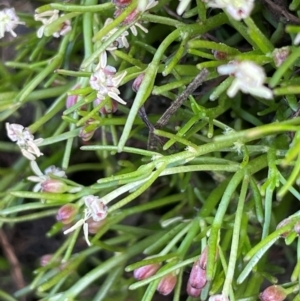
[177,0,192,15]
[294,33,300,45]
[83,222,91,246]
[21,148,36,161]
[30,160,44,176]
[33,183,42,193]
[134,22,148,34]
[108,91,127,105]
[27,176,43,182]
[130,25,138,36]
[227,80,240,97]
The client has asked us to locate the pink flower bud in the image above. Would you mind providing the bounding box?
[213,50,228,60]
[79,127,96,142]
[157,273,177,296]
[66,94,78,109]
[187,281,202,298]
[294,221,300,235]
[56,204,78,224]
[94,98,118,114]
[132,73,145,92]
[39,254,62,267]
[272,47,290,67]
[188,260,207,289]
[133,263,160,280]
[66,84,81,108]
[41,179,68,193]
[79,119,97,142]
[40,254,54,266]
[86,218,106,234]
[276,218,292,238]
[199,246,208,269]
[259,285,287,301]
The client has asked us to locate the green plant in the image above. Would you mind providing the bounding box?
[1,1,300,300]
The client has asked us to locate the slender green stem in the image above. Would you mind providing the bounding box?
[222,175,249,297]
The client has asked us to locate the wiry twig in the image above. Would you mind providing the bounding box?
[142,69,209,150]
[262,0,300,24]
[0,229,26,301]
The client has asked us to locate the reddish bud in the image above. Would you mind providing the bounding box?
[66,84,81,108]
[132,73,145,92]
[259,285,287,301]
[188,260,207,289]
[40,254,54,266]
[157,273,177,296]
[272,47,290,67]
[213,50,228,60]
[66,94,78,109]
[79,127,96,141]
[133,263,160,280]
[86,218,106,234]
[187,281,202,298]
[79,119,97,142]
[276,218,292,238]
[295,222,300,235]
[94,98,118,114]
[56,204,78,224]
[41,179,68,193]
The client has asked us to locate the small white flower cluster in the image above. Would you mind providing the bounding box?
[202,0,255,20]
[217,60,273,99]
[64,195,108,246]
[6,123,43,161]
[0,7,25,39]
[34,10,72,38]
[89,52,127,105]
[89,0,158,106]
[101,18,130,61]
[28,161,66,193]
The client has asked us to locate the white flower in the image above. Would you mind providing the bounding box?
[34,10,71,38]
[6,123,43,161]
[203,0,254,20]
[0,7,25,39]
[100,18,129,61]
[217,60,273,99]
[64,195,108,246]
[27,161,67,192]
[177,0,192,15]
[89,53,127,105]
